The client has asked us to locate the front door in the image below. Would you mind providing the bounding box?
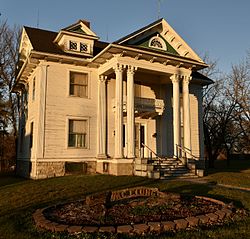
[135,123,145,158]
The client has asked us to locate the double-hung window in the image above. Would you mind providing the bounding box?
[68,120,87,148]
[69,71,88,98]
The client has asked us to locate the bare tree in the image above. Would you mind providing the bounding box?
[201,52,250,168]
[0,20,20,170]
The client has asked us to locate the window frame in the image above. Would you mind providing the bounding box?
[148,36,167,51]
[32,77,36,101]
[68,70,90,98]
[69,40,78,51]
[67,117,90,149]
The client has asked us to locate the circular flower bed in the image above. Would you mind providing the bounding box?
[33,187,243,235]
[44,195,222,226]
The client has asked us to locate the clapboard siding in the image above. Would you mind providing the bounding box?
[41,63,98,159]
[190,84,202,158]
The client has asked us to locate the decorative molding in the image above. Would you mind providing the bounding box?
[183,75,192,84]
[120,51,127,57]
[135,54,142,60]
[113,63,124,73]
[99,75,107,82]
[170,74,181,83]
[150,57,157,63]
[176,63,184,68]
[163,60,170,65]
[127,65,138,74]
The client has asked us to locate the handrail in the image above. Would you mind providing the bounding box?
[141,143,165,165]
[176,144,199,161]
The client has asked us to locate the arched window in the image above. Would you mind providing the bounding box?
[149,35,167,51]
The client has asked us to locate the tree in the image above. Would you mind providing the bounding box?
[201,53,250,168]
[0,20,20,170]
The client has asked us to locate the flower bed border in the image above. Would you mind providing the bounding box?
[33,187,233,235]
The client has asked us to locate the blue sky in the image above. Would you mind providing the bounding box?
[1,0,250,73]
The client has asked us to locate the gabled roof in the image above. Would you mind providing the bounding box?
[62,19,97,37]
[115,18,204,63]
[115,18,163,44]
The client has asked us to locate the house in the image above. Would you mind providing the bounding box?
[15,18,213,179]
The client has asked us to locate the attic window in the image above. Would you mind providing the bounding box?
[80,43,88,52]
[69,41,77,51]
[149,35,167,51]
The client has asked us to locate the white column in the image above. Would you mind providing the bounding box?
[183,75,192,154]
[97,75,107,158]
[114,64,124,158]
[171,74,181,158]
[127,65,137,158]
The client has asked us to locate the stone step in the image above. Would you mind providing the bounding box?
[159,168,188,173]
[160,174,199,180]
[163,172,196,177]
[153,164,181,169]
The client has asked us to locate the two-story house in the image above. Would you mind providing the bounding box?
[15,18,212,179]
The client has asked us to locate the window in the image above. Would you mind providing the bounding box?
[32,77,35,101]
[68,120,87,148]
[149,35,167,51]
[80,43,88,52]
[30,122,33,148]
[69,71,88,98]
[69,41,77,51]
[150,39,163,48]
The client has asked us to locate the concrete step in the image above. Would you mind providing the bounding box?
[159,168,189,173]
[163,172,196,177]
[160,174,199,180]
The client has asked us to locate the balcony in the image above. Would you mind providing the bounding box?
[112,97,165,118]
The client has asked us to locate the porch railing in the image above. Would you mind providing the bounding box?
[112,97,164,115]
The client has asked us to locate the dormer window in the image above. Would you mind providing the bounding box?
[68,41,89,53]
[149,35,167,51]
[69,41,77,51]
[80,43,88,52]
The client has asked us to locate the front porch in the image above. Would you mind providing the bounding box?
[93,45,204,178]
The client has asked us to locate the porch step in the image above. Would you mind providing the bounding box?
[134,157,198,179]
[160,174,199,180]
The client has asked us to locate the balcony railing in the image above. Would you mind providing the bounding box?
[112,97,164,116]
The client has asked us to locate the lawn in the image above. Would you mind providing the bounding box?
[0,160,249,239]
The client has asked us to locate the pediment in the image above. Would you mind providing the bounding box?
[116,18,204,63]
[19,28,33,62]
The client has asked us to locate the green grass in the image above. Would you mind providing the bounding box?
[0,162,250,239]
[205,159,250,188]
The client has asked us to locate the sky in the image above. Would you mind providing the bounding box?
[1,0,250,73]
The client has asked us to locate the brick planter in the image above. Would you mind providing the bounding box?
[33,188,234,235]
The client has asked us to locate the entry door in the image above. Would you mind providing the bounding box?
[135,123,145,158]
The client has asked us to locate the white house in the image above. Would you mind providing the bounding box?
[15,18,212,179]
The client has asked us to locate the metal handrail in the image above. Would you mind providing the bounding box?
[141,143,165,165]
[176,144,199,161]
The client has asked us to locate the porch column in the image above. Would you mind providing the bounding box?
[183,75,192,154]
[114,64,124,158]
[97,75,107,158]
[171,74,181,158]
[127,65,137,158]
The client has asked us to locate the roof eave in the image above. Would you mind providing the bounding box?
[92,43,208,70]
